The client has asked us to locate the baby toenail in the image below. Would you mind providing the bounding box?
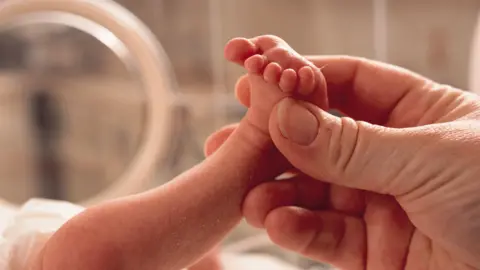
[277,98,319,145]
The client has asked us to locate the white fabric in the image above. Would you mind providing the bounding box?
[0,199,84,270]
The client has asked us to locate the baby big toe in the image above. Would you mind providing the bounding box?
[279,69,298,93]
[224,37,258,65]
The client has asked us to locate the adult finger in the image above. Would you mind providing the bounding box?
[363,194,414,270]
[269,98,440,195]
[243,177,366,228]
[265,200,413,270]
[265,206,365,270]
[204,124,238,157]
[242,175,329,228]
[306,55,466,127]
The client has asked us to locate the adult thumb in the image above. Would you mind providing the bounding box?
[269,98,432,196]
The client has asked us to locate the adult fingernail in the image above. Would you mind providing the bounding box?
[277,98,319,145]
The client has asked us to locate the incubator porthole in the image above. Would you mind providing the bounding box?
[0,0,176,207]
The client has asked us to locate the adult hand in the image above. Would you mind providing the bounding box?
[205,56,480,270]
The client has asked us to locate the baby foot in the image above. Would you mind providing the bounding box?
[224,35,328,133]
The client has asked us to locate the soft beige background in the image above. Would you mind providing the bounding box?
[0,0,478,207]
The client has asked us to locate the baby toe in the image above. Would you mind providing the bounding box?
[297,66,316,96]
[264,62,283,84]
[279,69,298,93]
[245,55,268,74]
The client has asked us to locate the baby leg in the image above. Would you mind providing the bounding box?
[187,248,222,270]
[35,121,287,270]
[224,35,329,132]
[35,35,322,270]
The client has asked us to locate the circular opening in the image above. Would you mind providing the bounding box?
[0,0,177,207]
[0,19,147,205]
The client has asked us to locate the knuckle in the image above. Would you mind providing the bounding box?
[302,216,346,260]
[326,117,361,177]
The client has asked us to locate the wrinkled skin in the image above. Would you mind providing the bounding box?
[205,55,480,270]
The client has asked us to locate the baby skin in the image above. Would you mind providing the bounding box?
[31,35,327,270]
[224,34,329,133]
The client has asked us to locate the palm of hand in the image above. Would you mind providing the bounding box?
[306,87,480,270]
[389,91,480,270]
[285,183,477,270]
[214,58,480,269]
[240,85,480,270]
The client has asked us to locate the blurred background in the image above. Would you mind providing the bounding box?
[0,0,479,268]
